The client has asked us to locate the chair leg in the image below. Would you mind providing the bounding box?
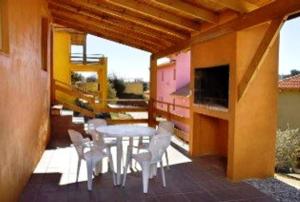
[106,147,111,170]
[76,159,81,182]
[160,161,166,187]
[128,137,133,170]
[142,163,150,193]
[86,159,93,191]
[94,160,102,176]
[149,164,157,179]
[122,145,131,187]
[108,150,116,186]
[165,151,170,169]
[135,137,143,169]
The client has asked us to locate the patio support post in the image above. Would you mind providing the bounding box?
[148,54,157,127]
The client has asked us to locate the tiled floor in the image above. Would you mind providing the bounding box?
[20,137,276,202]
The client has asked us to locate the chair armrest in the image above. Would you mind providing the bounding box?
[81,138,93,147]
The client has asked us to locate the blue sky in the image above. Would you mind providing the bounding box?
[86,35,151,81]
[86,17,300,80]
[279,17,300,75]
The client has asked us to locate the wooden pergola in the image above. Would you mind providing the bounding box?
[48,0,300,103]
[48,0,299,53]
[48,0,300,181]
[49,0,272,53]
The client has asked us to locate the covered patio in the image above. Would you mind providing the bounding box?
[20,136,275,202]
[1,0,300,201]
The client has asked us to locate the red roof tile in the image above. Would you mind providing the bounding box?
[279,74,300,89]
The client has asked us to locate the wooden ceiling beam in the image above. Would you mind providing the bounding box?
[52,10,165,49]
[48,1,174,47]
[203,0,259,13]
[52,17,159,53]
[101,0,201,31]
[50,9,165,50]
[238,17,284,100]
[153,0,300,58]
[150,0,218,23]
[52,2,174,46]
[56,0,189,40]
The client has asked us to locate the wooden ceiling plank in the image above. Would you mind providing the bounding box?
[49,1,174,47]
[150,0,218,23]
[56,0,189,40]
[102,0,201,31]
[65,1,175,46]
[206,0,259,13]
[54,18,159,53]
[153,0,300,58]
[53,17,159,53]
[52,11,165,50]
[51,9,166,50]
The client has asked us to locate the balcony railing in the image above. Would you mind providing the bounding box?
[70,53,106,64]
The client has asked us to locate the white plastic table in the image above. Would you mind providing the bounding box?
[96,124,156,185]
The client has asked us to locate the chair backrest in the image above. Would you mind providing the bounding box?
[87,118,107,134]
[148,132,171,163]
[68,129,85,159]
[90,131,106,149]
[157,121,174,134]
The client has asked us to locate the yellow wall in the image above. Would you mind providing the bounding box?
[53,31,73,103]
[190,23,279,181]
[76,82,99,92]
[53,31,108,107]
[53,31,71,84]
[124,82,144,95]
[0,0,50,201]
[278,90,300,129]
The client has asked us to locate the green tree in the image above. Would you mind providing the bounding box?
[107,81,117,99]
[143,81,149,91]
[86,75,97,82]
[290,69,300,76]
[71,72,83,84]
[109,74,125,97]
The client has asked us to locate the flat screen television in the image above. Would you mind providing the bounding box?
[194,65,229,108]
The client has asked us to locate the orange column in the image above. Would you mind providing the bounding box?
[148,54,157,127]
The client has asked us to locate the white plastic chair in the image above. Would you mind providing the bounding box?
[135,121,174,168]
[123,132,172,193]
[68,129,116,191]
[87,118,117,148]
[87,119,118,173]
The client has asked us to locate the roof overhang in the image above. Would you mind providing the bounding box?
[47,0,300,56]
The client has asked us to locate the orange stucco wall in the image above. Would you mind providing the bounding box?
[233,25,279,180]
[0,0,50,201]
[190,23,279,181]
[190,32,236,159]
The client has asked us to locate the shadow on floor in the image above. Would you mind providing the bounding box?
[20,155,276,202]
[19,134,279,202]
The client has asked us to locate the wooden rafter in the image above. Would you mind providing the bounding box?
[48,1,174,48]
[237,18,284,100]
[51,10,165,50]
[58,0,189,40]
[150,0,218,23]
[204,0,258,13]
[53,18,159,53]
[49,1,174,46]
[102,0,201,31]
[153,0,300,58]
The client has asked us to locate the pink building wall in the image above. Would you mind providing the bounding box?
[156,51,190,131]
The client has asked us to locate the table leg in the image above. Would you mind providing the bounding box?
[116,137,122,185]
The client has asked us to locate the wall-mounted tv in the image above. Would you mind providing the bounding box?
[194,65,229,108]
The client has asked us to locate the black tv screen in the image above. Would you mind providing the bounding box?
[194,65,229,108]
